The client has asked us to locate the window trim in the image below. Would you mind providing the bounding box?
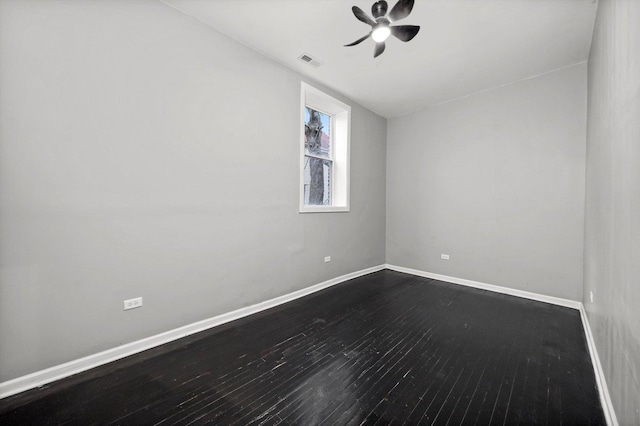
[299,82,351,213]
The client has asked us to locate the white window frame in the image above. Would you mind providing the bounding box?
[299,82,351,213]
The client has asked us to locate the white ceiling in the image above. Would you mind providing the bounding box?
[162,0,597,118]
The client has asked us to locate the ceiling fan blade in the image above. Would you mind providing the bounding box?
[374,42,386,58]
[344,33,371,47]
[352,6,376,26]
[391,25,420,42]
[388,0,415,22]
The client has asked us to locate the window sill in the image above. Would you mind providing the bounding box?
[299,206,350,213]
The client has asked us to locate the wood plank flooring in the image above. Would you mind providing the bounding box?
[0,270,605,425]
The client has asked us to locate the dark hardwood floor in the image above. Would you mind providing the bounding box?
[0,270,605,425]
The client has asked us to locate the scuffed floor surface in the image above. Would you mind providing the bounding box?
[0,270,605,425]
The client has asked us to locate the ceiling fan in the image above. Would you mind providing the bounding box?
[345,0,420,58]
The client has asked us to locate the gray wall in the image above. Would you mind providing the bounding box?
[584,0,640,423]
[0,0,386,382]
[387,64,587,301]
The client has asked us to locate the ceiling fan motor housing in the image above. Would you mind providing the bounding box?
[372,1,388,19]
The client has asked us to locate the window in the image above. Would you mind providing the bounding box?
[300,83,350,212]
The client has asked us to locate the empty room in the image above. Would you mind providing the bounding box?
[0,0,638,424]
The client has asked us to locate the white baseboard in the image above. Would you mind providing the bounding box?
[0,264,618,426]
[0,264,386,400]
[385,264,582,309]
[579,305,619,426]
[385,264,617,425]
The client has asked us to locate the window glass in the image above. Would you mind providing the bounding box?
[304,108,332,205]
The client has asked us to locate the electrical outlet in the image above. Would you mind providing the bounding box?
[590,291,594,303]
[324,256,331,263]
[124,297,143,310]
[441,254,450,260]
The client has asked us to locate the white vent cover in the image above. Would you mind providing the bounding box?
[298,52,322,67]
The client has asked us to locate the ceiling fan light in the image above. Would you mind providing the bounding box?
[371,25,391,42]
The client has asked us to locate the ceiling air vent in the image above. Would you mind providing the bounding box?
[298,52,322,68]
